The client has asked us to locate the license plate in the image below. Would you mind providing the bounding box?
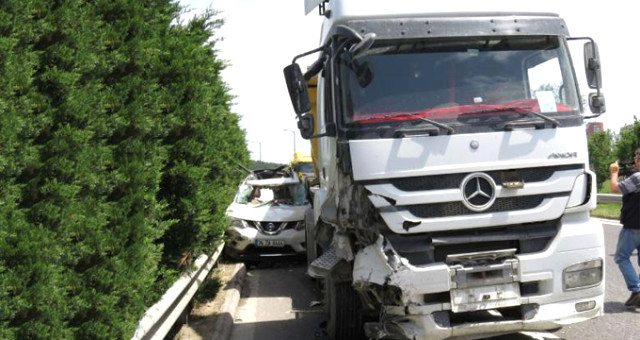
[450,282,520,313]
[255,239,285,247]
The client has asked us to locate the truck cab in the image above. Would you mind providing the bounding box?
[291,152,316,181]
[285,1,606,339]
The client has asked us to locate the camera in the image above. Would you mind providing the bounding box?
[619,160,638,178]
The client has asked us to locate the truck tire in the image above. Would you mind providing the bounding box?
[326,279,364,340]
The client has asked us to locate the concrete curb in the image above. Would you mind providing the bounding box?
[599,218,621,226]
[211,262,246,340]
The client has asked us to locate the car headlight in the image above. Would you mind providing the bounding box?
[563,259,603,291]
[229,219,246,229]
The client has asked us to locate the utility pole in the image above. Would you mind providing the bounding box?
[284,129,296,157]
[250,141,262,161]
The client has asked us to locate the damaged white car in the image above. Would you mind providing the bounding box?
[224,167,309,260]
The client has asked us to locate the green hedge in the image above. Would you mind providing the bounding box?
[0,1,248,339]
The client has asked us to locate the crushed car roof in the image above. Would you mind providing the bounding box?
[246,177,301,186]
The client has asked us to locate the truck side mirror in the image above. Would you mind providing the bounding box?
[589,93,606,114]
[284,63,311,115]
[583,41,606,114]
[297,113,314,139]
[584,42,602,89]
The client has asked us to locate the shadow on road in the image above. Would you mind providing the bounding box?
[231,258,326,340]
[233,318,326,340]
[604,301,640,314]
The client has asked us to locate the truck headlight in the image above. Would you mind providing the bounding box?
[566,173,588,208]
[563,259,603,291]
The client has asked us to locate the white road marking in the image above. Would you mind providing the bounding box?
[521,331,563,339]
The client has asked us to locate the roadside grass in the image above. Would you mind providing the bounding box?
[599,180,613,194]
[591,203,621,220]
[592,180,620,220]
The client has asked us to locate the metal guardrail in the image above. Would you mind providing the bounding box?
[132,243,225,340]
[597,193,622,204]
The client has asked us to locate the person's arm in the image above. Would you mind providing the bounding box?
[609,161,621,193]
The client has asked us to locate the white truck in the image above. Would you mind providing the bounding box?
[284,1,606,339]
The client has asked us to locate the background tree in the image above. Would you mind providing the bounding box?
[587,129,615,189]
[615,116,640,163]
[251,160,285,171]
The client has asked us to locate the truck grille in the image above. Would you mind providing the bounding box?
[364,163,586,234]
[385,219,559,265]
[388,164,582,191]
[406,192,568,218]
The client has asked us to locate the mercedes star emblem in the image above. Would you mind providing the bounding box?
[461,173,497,212]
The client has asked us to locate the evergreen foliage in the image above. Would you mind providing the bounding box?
[156,10,249,270]
[0,1,248,338]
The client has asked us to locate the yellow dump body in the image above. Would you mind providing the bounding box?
[306,76,319,180]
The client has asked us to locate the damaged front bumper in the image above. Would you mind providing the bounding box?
[353,218,604,340]
[225,225,306,260]
[365,296,603,340]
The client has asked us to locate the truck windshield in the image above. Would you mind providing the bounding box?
[293,162,314,175]
[337,36,581,134]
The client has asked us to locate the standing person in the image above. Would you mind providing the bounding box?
[609,148,640,306]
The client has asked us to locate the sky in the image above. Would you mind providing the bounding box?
[178,0,639,164]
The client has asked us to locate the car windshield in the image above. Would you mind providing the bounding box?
[338,36,581,133]
[236,183,307,206]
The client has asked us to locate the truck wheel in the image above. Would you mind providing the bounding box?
[326,279,364,340]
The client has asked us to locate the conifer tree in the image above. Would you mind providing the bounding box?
[1,0,248,338]
[157,10,249,269]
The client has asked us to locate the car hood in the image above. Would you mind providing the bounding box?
[226,202,308,222]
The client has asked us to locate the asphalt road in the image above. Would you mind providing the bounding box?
[230,220,639,340]
[230,260,325,340]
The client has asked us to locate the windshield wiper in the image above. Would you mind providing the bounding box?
[379,112,455,135]
[515,109,560,127]
[416,116,455,134]
[460,106,560,130]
